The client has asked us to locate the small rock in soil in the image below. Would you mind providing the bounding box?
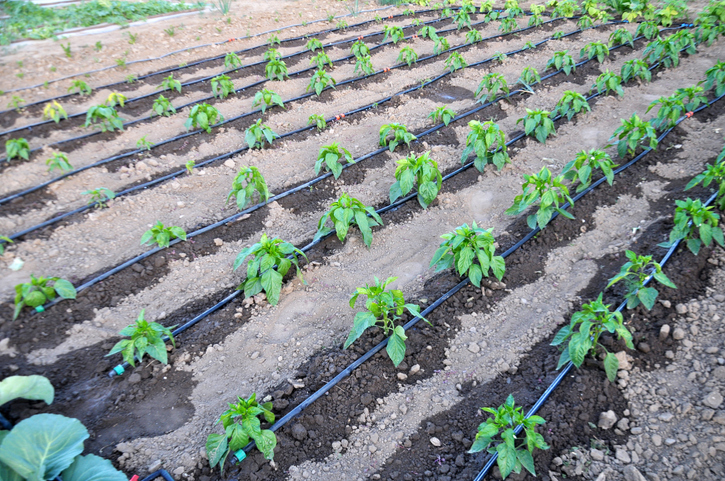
[291,423,307,441]
[703,390,723,409]
[430,437,441,447]
[598,410,617,429]
[672,327,686,340]
[623,465,647,481]
[659,324,671,341]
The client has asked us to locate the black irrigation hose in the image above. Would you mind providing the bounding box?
[17,19,636,320]
[139,470,176,481]
[0,6,475,136]
[473,94,724,481]
[0,5,400,100]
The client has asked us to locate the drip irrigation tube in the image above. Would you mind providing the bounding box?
[139,470,176,481]
[0,5,398,96]
[17,21,641,319]
[102,45,712,380]
[0,8,536,137]
[472,96,723,481]
[1,16,627,225]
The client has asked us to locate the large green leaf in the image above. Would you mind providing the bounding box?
[0,376,54,407]
[0,413,88,481]
[386,326,407,367]
[603,352,619,383]
[0,459,24,481]
[61,454,126,481]
[206,433,228,468]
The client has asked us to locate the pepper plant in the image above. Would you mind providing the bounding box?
[444,52,467,72]
[46,152,72,173]
[475,73,509,103]
[580,41,609,63]
[265,58,289,81]
[227,166,270,210]
[685,155,725,210]
[430,222,505,286]
[661,198,724,255]
[469,394,549,479]
[646,95,686,130]
[136,136,153,151]
[252,89,284,113]
[206,393,276,474]
[5,138,30,161]
[561,149,618,193]
[506,167,574,229]
[105,92,127,108]
[517,66,540,88]
[85,104,124,132]
[314,193,383,248]
[140,221,187,248]
[428,105,456,126]
[466,29,483,44]
[245,119,279,149]
[606,250,676,310]
[354,55,375,76]
[635,21,659,40]
[382,25,405,44]
[152,95,176,117]
[389,151,442,208]
[675,84,708,111]
[433,36,450,55]
[499,16,518,33]
[306,38,324,52]
[351,39,371,58]
[158,74,182,93]
[307,69,336,96]
[554,90,590,121]
[462,120,510,172]
[82,187,115,208]
[608,28,634,48]
[186,160,195,174]
[68,79,91,95]
[545,50,576,76]
[551,293,633,381]
[7,95,24,110]
[315,142,354,179]
[418,25,437,40]
[454,8,472,29]
[308,114,327,131]
[379,123,416,152]
[609,113,658,159]
[621,59,651,83]
[705,61,725,96]
[344,276,426,367]
[592,70,624,97]
[107,309,176,367]
[185,104,223,133]
[43,101,68,123]
[642,32,694,69]
[310,51,333,69]
[517,109,556,143]
[224,52,243,71]
[13,275,77,319]
[211,74,236,99]
[398,46,418,67]
[233,233,306,305]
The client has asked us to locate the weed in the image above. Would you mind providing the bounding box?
[95,41,103,51]
[164,26,175,36]
[126,31,138,44]
[61,42,72,58]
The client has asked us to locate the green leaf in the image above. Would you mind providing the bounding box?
[253,430,277,460]
[469,435,491,453]
[603,352,619,382]
[344,311,377,348]
[386,326,407,367]
[61,454,126,481]
[637,287,659,310]
[550,325,570,346]
[496,441,517,479]
[0,413,88,481]
[53,279,76,299]
[517,449,536,476]
[206,433,228,468]
[145,338,168,364]
[0,375,54,407]
[260,268,283,305]
[0,460,24,481]
[653,270,676,289]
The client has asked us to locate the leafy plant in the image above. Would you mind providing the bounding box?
[635,21,659,40]
[5,138,30,161]
[608,28,634,48]
[551,293,633,381]
[418,25,437,40]
[351,39,371,58]
[152,95,176,117]
[7,95,24,110]
[13,274,76,319]
[310,51,333,69]
[430,222,505,286]
[315,142,355,178]
[140,221,187,249]
[0,235,13,256]
[245,119,279,149]
[382,25,405,44]
[186,160,195,174]
[462,120,510,172]
[552,30,565,40]
[606,250,676,310]
[685,155,725,210]
[466,29,483,44]
[592,70,624,96]
[398,46,418,67]
[444,51,467,72]
[655,3,683,27]
[475,72,509,103]
[609,113,658,158]
[336,19,348,29]
[528,10,544,27]
[206,393,277,474]
[517,109,556,143]
[468,394,549,479]
[562,149,618,193]
[136,136,153,151]
[354,54,375,76]
[307,69,336,96]
[621,59,651,83]
[265,58,289,81]
[224,52,243,71]
[82,187,115,208]
[306,38,324,52]
[127,32,138,44]
[646,95,686,130]
[554,90,590,121]
[580,41,609,63]
[227,166,270,210]
[506,167,574,229]
[428,105,456,126]
[46,152,72,173]
[344,276,425,367]
[705,61,725,96]
[85,104,124,132]
[252,89,284,113]
[389,151,442,208]
[499,16,518,33]
[164,26,175,36]
[379,123,416,152]
[233,233,306,305]
[550,0,579,18]
[643,31,695,69]
[211,74,236,99]
[517,66,541,87]
[158,74,182,93]
[577,14,594,29]
[268,34,281,47]
[185,103,223,133]
[308,114,327,131]
[107,309,176,367]
[43,101,67,123]
[315,193,383,248]
[68,80,91,96]
[105,92,127,109]
[61,41,72,58]
[433,36,450,55]
[675,84,708,111]
[545,50,576,76]
[454,8,472,29]
[661,198,724,255]
[493,51,507,63]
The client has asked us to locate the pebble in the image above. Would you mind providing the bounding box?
[250,351,260,359]
[658,412,674,422]
[213,238,224,246]
[127,373,142,384]
[672,328,686,340]
[430,437,441,447]
[598,410,617,429]
[659,324,670,341]
[615,447,631,463]
[173,467,184,476]
[703,390,723,409]
[676,303,688,314]
[397,373,408,381]
[409,364,420,375]
[467,342,480,353]
[590,448,604,461]
[652,434,662,446]
[148,460,162,472]
[623,465,647,481]
[224,159,235,169]
[291,423,307,441]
